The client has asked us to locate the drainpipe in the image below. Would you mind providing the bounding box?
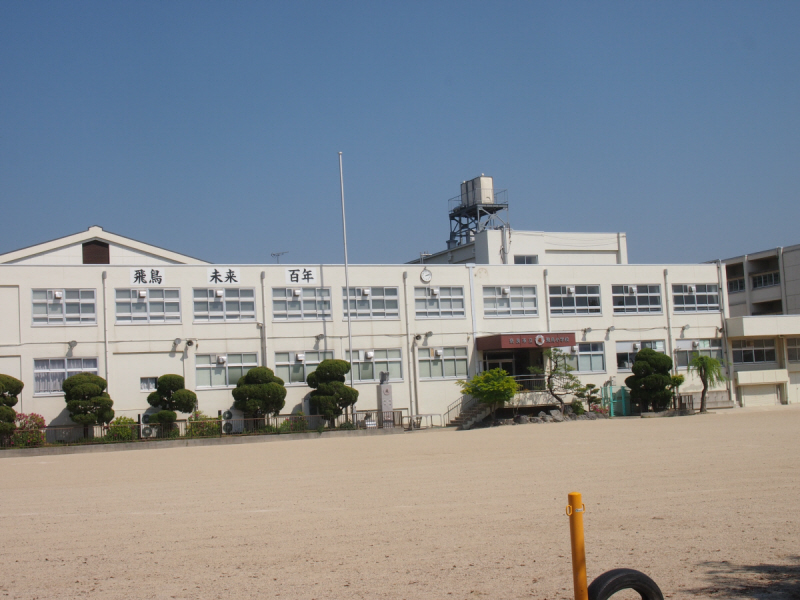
[663,269,675,375]
[260,271,268,367]
[101,271,111,390]
[778,247,788,314]
[716,260,735,407]
[743,254,752,314]
[467,264,478,376]
[543,269,551,332]
[402,271,416,419]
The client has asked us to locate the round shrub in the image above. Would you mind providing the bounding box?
[63,373,114,425]
[147,374,197,417]
[0,374,24,437]
[307,359,358,424]
[232,367,286,418]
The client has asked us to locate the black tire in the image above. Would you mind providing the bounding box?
[588,568,664,600]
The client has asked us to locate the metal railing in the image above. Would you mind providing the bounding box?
[444,394,477,426]
[402,413,444,430]
[512,374,546,392]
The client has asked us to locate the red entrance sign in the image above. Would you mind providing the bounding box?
[476,332,576,351]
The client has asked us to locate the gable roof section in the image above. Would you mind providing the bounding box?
[0,226,209,265]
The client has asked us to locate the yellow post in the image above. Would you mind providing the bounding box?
[566,491,588,600]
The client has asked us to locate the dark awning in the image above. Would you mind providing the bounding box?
[476,332,576,351]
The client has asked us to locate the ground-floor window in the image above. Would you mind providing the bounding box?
[140,377,158,391]
[562,343,605,372]
[675,339,723,368]
[196,353,258,388]
[418,347,468,379]
[274,351,333,385]
[34,358,98,395]
[788,339,800,363]
[345,349,403,381]
[616,340,665,370]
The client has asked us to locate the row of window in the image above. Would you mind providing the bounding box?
[35,337,792,395]
[727,271,781,294]
[32,283,723,326]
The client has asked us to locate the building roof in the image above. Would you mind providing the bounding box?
[0,225,209,265]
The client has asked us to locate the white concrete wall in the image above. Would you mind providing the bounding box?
[8,242,181,266]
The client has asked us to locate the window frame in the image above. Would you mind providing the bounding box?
[195,353,259,389]
[788,338,800,363]
[671,284,720,313]
[342,287,400,320]
[345,348,404,382]
[674,339,723,369]
[418,346,469,380]
[272,287,332,321]
[513,255,538,265]
[274,351,334,386]
[140,377,158,392]
[193,287,257,322]
[615,340,666,371]
[548,285,602,316]
[414,286,466,319]
[751,271,780,290]
[115,288,182,324]
[482,285,538,318]
[727,278,746,294]
[31,288,97,326]
[33,357,99,396]
[731,339,777,365]
[611,285,662,315]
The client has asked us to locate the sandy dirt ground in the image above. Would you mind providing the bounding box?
[2,406,800,600]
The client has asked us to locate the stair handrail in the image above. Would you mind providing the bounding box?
[444,394,477,425]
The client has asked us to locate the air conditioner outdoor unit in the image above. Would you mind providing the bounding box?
[567,286,576,295]
[293,289,302,296]
[140,417,158,439]
[502,287,511,295]
[687,285,696,294]
[138,290,147,298]
[628,287,637,295]
[632,343,641,351]
[691,341,700,348]
[434,348,444,357]
[295,353,305,363]
[361,288,370,296]
[431,288,440,296]
[215,289,224,297]
[216,355,227,365]
[54,291,63,299]
[365,350,374,360]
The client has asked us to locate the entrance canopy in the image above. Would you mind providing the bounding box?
[476,332,576,351]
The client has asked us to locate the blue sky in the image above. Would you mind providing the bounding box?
[1,2,798,265]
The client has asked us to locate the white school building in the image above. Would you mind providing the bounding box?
[1,180,799,426]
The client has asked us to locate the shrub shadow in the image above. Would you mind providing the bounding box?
[686,557,800,599]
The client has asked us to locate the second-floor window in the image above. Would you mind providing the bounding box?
[751,272,780,289]
[611,285,662,314]
[418,347,468,379]
[345,349,403,381]
[549,286,601,315]
[727,278,745,293]
[32,289,96,325]
[415,287,465,319]
[272,288,331,321]
[483,286,537,317]
[342,287,399,319]
[193,288,256,322]
[672,284,719,313]
[732,339,776,364]
[116,289,181,323]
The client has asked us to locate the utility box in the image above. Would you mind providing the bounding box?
[378,377,394,428]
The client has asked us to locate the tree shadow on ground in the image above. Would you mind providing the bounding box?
[685,557,800,599]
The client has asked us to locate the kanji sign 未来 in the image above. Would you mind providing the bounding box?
[207,267,241,285]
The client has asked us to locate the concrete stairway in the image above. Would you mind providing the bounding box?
[448,403,492,430]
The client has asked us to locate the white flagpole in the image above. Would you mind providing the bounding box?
[338,152,355,424]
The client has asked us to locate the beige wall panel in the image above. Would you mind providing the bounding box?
[741,384,779,406]
[111,352,186,418]
[0,355,21,379]
[0,286,20,345]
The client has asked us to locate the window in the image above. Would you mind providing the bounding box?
[611,285,662,314]
[32,289,96,325]
[34,358,98,395]
[732,339,776,364]
[549,285,601,315]
[751,272,780,289]
[788,339,800,362]
[727,278,745,293]
[140,377,158,392]
[672,284,719,313]
[272,288,331,321]
[196,353,258,388]
[418,347,468,379]
[675,340,723,368]
[616,341,665,370]
[116,289,181,323]
[514,255,538,265]
[274,351,333,384]
[193,288,256,322]
[343,287,399,319]
[563,343,605,372]
[345,349,403,381]
[483,286,537,317]
[414,287,465,319]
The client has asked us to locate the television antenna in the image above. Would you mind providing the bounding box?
[271,251,288,264]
